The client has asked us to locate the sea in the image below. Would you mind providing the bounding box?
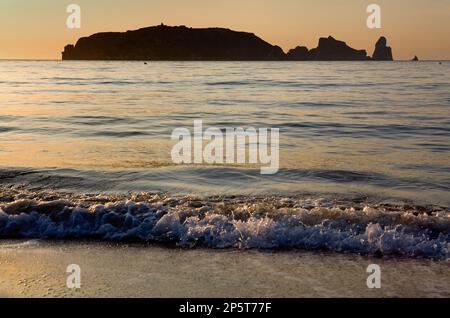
[0,60,449,259]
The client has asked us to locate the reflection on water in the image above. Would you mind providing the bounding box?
[0,61,449,204]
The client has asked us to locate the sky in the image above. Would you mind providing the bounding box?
[0,0,449,60]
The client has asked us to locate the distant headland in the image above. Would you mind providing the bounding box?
[62,24,394,61]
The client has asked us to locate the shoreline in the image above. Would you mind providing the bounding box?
[2,59,450,62]
[0,240,449,298]
[0,184,448,260]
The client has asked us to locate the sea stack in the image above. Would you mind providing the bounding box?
[411,55,419,61]
[372,36,393,61]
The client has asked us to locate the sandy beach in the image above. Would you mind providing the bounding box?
[0,240,448,298]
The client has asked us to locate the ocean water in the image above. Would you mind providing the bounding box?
[0,60,449,258]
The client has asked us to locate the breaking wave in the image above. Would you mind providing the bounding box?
[0,187,448,260]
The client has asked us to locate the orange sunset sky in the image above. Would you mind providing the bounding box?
[1,0,449,60]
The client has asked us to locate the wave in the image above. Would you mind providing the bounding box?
[2,167,449,197]
[0,187,448,259]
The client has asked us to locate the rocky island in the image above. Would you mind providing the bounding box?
[62,24,394,61]
[372,36,393,61]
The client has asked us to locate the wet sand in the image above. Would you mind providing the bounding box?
[0,240,448,298]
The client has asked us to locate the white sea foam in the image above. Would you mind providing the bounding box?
[0,188,448,259]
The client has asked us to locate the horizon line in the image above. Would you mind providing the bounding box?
[1,59,449,62]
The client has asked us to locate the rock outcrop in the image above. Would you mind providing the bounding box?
[286,36,369,61]
[307,36,369,61]
[411,55,419,61]
[286,46,309,60]
[372,36,393,61]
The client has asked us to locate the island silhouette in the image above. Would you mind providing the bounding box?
[62,24,394,61]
